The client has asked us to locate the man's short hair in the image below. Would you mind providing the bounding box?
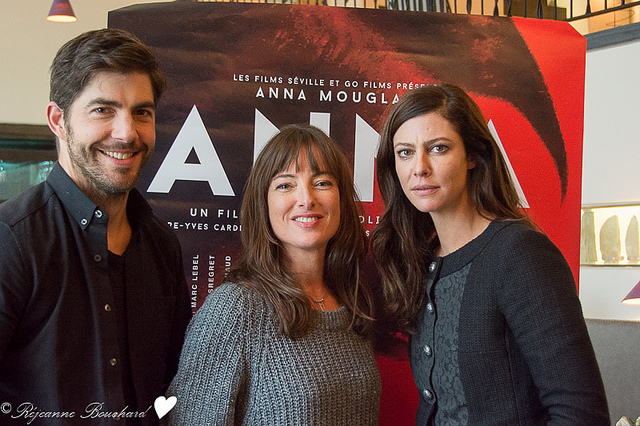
[49,28,166,112]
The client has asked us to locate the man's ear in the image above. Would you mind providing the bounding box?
[46,101,67,142]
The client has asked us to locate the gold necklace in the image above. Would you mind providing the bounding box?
[311,289,328,311]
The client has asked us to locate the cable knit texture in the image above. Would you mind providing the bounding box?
[166,282,381,425]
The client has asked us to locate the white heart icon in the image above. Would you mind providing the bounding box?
[154,395,177,419]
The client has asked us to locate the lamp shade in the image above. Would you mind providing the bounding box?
[622,280,640,305]
[46,0,77,23]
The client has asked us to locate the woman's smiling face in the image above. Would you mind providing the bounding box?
[267,148,341,260]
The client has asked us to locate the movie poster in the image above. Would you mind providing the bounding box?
[109,3,586,424]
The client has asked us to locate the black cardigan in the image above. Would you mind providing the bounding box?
[411,221,609,425]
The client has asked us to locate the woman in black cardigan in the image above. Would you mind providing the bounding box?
[370,84,609,425]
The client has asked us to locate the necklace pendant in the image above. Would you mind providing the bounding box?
[312,297,326,311]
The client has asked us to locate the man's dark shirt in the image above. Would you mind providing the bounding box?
[0,162,191,425]
[108,251,140,425]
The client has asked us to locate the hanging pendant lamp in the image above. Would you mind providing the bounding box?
[47,0,77,23]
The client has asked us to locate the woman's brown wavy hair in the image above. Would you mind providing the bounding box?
[227,124,374,339]
[370,84,534,334]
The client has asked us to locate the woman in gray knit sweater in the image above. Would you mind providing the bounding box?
[166,124,381,425]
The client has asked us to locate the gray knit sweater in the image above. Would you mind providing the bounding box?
[166,282,381,425]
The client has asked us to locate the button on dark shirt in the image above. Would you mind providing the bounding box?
[0,162,191,425]
[109,251,141,426]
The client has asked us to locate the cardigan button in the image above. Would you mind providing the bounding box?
[428,262,436,273]
[423,345,432,356]
[109,357,117,367]
[422,389,434,401]
[426,302,434,314]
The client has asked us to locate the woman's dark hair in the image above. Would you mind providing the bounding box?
[227,124,374,339]
[371,84,533,333]
[50,28,166,113]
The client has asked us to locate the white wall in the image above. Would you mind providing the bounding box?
[1,1,638,320]
[580,38,640,321]
[0,0,165,125]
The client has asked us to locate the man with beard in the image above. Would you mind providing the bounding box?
[0,29,191,425]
